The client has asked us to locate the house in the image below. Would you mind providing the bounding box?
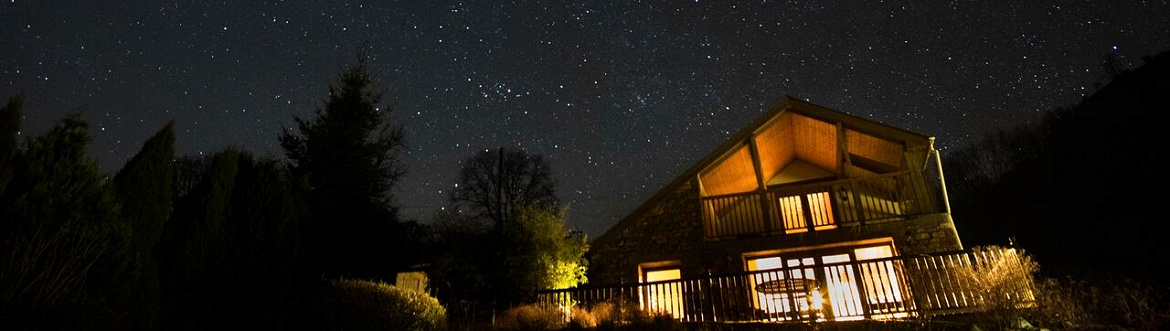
[540,97,1029,322]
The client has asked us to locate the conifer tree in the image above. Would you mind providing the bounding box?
[110,122,175,328]
[279,53,407,278]
[0,112,131,328]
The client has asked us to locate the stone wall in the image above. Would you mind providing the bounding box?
[587,178,705,284]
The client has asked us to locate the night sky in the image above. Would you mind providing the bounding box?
[3,1,1168,237]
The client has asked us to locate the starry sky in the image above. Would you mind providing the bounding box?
[3,1,1169,237]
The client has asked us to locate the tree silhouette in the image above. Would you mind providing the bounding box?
[946,51,1167,282]
[157,149,309,329]
[279,53,407,278]
[0,112,134,329]
[110,122,175,329]
[0,95,20,161]
[433,149,581,310]
[450,147,558,226]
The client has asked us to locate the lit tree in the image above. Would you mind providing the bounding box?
[435,149,584,307]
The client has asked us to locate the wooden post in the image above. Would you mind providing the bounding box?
[837,122,850,178]
[802,192,817,233]
[838,122,863,225]
[848,253,873,320]
[748,139,774,234]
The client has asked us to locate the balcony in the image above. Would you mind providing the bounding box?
[701,170,940,240]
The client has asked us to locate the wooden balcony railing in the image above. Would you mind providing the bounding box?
[536,247,1035,323]
[701,171,939,240]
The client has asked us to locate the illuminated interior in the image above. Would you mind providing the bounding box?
[641,267,685,317]
[778,191,837,234]
[854,245,905,315]
[745,242,905,321]
[746,256,818,321]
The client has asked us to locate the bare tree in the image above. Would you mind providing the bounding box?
[450,148,558,226]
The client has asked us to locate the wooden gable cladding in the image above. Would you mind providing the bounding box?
[699,143,758,196]
[789,113,839,175]
[847,129,904,171]
[702,112,842,197]
[752,113,795,184]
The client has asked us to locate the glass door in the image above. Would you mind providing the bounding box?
[746,243,904,321]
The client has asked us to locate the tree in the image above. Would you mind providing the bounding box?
[110,122,175,329]
[494,206,588,300]
[946,50,1167,282]
[0,95,20,161]
[434,149,583,309]
[157,149,309,329]
[0,112,134,329]
[114,122,175,251]
[428,206,587,310]
[279,53,407,278]
[0,95,22,205]
[450,147,558,225]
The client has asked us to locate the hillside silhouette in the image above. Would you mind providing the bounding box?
[947,50,1168,282]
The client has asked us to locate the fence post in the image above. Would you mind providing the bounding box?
[849,256,873,320]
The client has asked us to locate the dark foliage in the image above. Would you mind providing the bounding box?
[450,147,558,226]
[173,154,212,201]
[280,53,410,279]
[157,149,310,329]
[946,50,1168,282]
[110,122,176,329]
[0,111,136,329]
[0,95,20,161]
[313,279,447,331]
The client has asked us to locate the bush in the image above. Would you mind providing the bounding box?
[1032,277,1170,330]
[495,304,567,331]
[568,306,597,329]
[568,301,682,331]
[316,279,447,331]
[952,246,1038,329]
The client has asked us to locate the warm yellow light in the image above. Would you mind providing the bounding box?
[642,268,684,318]
[854,246,892,260]
[810,288,824,310]
[779,192,837,233]
[644,269,680,283]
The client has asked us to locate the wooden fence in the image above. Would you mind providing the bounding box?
[536,247,1034,323]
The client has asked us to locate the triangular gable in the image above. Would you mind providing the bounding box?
[593,96,932,247]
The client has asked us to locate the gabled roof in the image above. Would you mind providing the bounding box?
[592,96,933,247]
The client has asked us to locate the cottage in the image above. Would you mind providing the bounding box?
[540,97,1028,322]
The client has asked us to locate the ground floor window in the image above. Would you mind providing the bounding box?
[639,261,684,317]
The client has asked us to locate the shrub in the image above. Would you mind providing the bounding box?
[568,305,597,329]
[495,304,567,331]
[952,246,1038,329]
[577,301,682,331]
[1032,277,1170,330]
[316,279,447,331]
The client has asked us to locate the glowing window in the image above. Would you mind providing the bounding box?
[641,266,684,318]
[779,192,837,234]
